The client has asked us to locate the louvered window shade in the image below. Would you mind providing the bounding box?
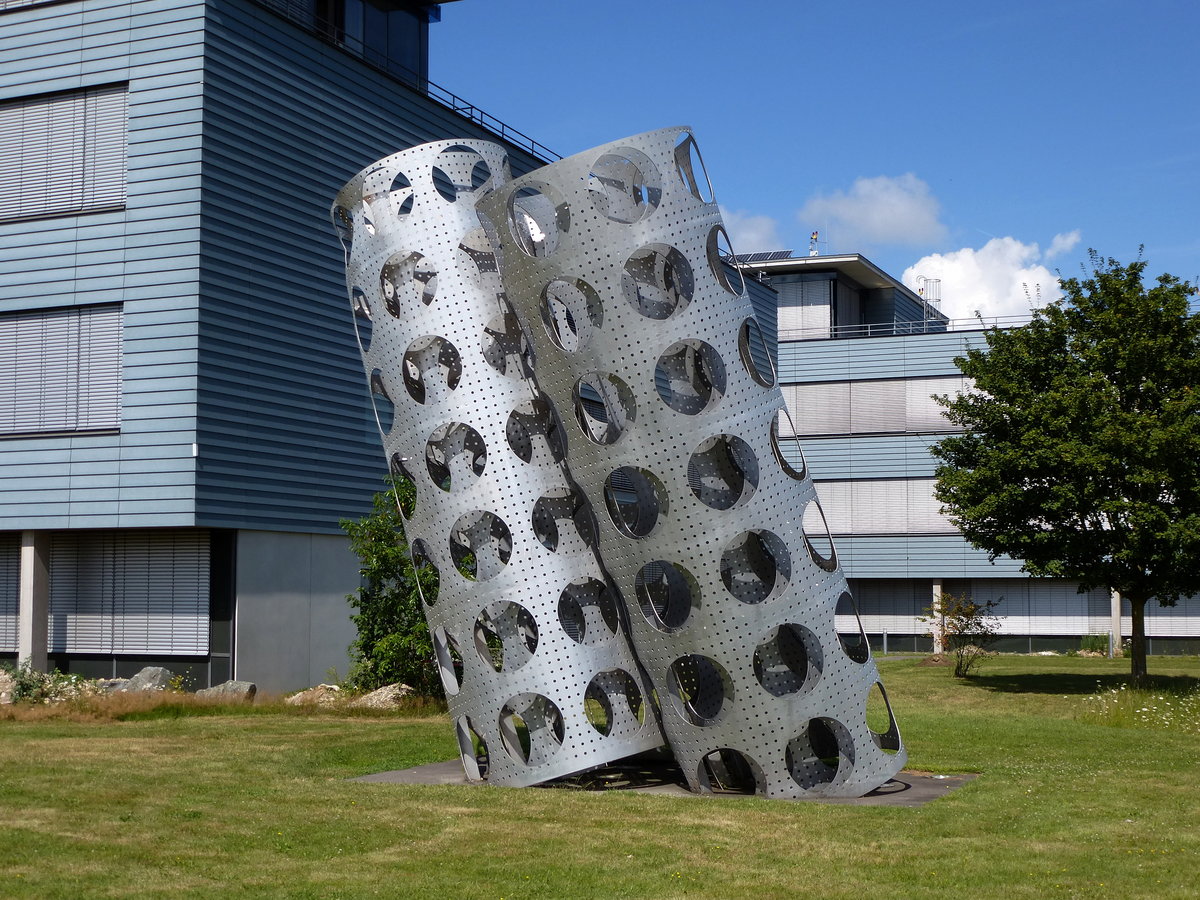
[0,304,122,436]
[48,530,210,655]
[815,478,954,535]
[0,532,18,653]
[783,375,967,436]
[0,84,127,222]
[0,1,57,8]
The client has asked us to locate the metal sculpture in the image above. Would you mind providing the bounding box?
[334,129,905,798]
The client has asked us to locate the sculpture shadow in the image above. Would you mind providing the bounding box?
[967,671,1200,696]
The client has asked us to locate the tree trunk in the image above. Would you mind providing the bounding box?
[1128,594,1149,685]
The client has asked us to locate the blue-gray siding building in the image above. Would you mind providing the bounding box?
[0,0,552,689]
[749,252,1200,654]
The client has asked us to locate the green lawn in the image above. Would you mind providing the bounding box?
[2,656,1198,899]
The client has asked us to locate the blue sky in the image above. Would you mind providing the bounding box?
[431,0,1198,320]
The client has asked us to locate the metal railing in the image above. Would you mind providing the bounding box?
[250,0,561,163]
[779,314,1033,342]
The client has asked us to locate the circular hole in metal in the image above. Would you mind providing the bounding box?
[655,339,725,415]
[835,591,871,663]
[541,278,603,352]
[687,433,759,510]
[385,169,414,217]
[771,411,806,480]
[455,715,488,781]
[368,368,394,435]
[753,624,823,697]
[673,131,714,203]
[425,422,486,492]
[388,454,417,518]
[349,287,372,352]
[380,251,437,315]
[506,393,566,465]
[331,204,354,252]
[508,182,568,257]
[587,147,662,224]
[802,499,838,571]
[457,227,499,277]
[499,693,564,765]
[720,529,790,604]
[698,749,764,795]
[584,669,645,738]
[707,225,744,295]
[449,510,512,581]
[558,578,620,645]
[573,372,636,444]
[635,561,698,633]
[604,466,667,538]
[532,487,596,554]
[786,718,855,791]
[621,243,694,319]
[473,600,538,673]
[432,144,489,202]
[482,309,535,378]
[402,335,461,404]
[738,316,775,387]
[433,627,462,695]
[667,654,731,726]
[867,682,902,754]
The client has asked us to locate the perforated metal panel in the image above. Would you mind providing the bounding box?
[333,141,665,787]
[475,127,905,798]
[335,129,906,797]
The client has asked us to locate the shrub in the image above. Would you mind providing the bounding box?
[341,477,442,696]
[921,592,1001,677]
[1080,633,1110,654]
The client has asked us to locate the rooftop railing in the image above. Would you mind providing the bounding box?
[779,314,1033,342]
[250,0,561,163]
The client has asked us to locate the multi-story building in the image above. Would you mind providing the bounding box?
[746,252,1200,655]
[0,0,555,690]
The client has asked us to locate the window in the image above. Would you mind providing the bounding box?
[0,304,122,436]
[780,375,968,437]
[0,0,58,9]
[0,532,18,653]
[815,478,955,535]
[48,530,210,655]
[0,84,128,223]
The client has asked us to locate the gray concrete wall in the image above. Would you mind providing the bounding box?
[234,530,358,693]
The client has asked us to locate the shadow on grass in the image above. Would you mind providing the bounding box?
[967,671,1200,696]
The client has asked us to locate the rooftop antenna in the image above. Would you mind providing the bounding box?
[808,230,827,257]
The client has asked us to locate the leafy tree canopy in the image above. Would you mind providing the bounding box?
[932,252,1200,679]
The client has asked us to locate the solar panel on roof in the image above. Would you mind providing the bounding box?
[732,250,793,264]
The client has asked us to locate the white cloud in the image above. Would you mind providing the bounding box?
[719,207,784,254]
[797,174,947,250]
[902,236,1068,323]
[1045,229,1082,260]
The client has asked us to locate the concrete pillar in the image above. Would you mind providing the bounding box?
[18,531,49,672]
[931,579,945,654]
[1109,588,1122,659]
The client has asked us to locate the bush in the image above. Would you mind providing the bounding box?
[0,662,100,704]
[1080,634,1110,654]
[921,592,1001,677]
[341,477,442,696]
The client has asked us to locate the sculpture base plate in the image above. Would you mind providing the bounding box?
[351,754,976,807]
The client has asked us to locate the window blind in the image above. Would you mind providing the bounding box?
[782,375,967,436]
[0,84,127,222]
[0,532,18,653]
[48,530,210,655]
[0,304,122,436]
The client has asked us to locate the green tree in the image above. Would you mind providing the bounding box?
[932,252,1200,682]
[341,477,441,695]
